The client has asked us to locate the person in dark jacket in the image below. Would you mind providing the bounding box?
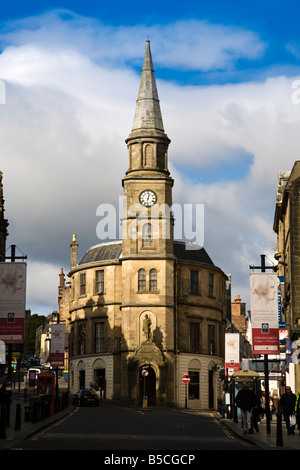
[249,387,261,432]
[235,381,254,434]
[280,386,297,435]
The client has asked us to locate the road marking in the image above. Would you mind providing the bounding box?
[30,408,78,441]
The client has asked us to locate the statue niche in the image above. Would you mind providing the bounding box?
[143,314,152,341]
[139,311,156,344]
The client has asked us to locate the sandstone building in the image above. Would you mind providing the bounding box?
[273,162,300,391]
[59,42,227,409]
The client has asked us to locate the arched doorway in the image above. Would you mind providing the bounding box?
[139,365,156,405]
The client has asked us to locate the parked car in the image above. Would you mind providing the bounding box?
[72,389,100,407]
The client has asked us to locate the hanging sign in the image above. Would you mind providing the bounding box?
[250,272,280,355]
[50,324,65,367]
[0,262,26,344]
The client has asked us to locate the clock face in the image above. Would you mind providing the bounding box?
[139,190,157,207]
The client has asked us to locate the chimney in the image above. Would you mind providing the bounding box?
[59,267,65,288]
[231,295,246,336]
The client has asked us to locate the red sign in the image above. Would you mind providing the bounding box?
[182,374,190,384]
[225,362,240,377]
[141,369,149,377]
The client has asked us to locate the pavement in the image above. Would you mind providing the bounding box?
[0,378,73,450]
[222,414,300,450]
[1,384,300,451]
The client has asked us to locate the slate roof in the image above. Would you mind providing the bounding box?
[79,241,122,265]
[79,241,214,267]
[174,242,214,266]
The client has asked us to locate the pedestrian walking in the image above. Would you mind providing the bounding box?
[235,381,254,434]
[280,386,297,435]
[251,389,261,432]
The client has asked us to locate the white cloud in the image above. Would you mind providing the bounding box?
[25,261,61,314]
[0,10,266,71]
[0,10,298,313]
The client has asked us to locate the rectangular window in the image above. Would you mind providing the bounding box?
[78,324,86,355]
[80,273,86,296]
[190,270,198,294]
[96,270,104,294]
[209,273,214,297]
[208,324,215,355]
[190,322,200,353]
[95,322,105,353]
[188,371,200,400]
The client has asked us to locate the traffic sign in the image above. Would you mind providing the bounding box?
[141,368,149,377]
[182,374,190,384]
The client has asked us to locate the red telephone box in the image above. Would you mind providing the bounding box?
[36,373,55,415]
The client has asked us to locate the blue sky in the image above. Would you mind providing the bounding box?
[1,0,300,84]
[0,1,299,313]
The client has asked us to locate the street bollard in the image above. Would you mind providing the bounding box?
[32,402,38,423]
[0,406,6,439]
[15,403,21,431]
[15,403,21,430]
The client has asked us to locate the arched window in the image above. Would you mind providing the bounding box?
[142,223,153,247]
[149,268,157,292]
[138,269,146,292]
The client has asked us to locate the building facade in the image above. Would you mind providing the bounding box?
[0,172,9,261]
[273,162,300,392]
[60,42,227,409]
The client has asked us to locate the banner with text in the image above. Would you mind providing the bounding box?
[250,272,280,355]
[225,333,240,376]
[0,262,26,344]
[50,324,65,367]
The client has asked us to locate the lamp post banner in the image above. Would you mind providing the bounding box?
[225,332,240,376]
[0,262,26,344]
[50,324,65,366]
[250,272,280,355]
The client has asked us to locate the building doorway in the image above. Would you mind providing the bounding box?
[94,367,106,399]
[139,366,156,405]
[79,370,85,390]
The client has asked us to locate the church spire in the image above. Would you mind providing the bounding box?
[125,41,171,176]
[131,40,165,135]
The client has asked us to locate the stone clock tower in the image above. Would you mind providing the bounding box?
[65,41,227,410]
[122,40,174,258]
[121,41,175,405]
